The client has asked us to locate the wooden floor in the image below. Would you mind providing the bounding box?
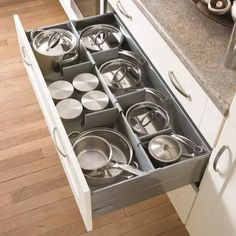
[0,1,189,235]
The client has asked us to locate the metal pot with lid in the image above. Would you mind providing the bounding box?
[31,28,78,76]
[148,135,182,166]
[80,24,124,52]
[99,58,142,93]
[148,134,204,167]
[126,101,170,136]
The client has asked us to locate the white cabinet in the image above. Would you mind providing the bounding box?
[187,118,236,236]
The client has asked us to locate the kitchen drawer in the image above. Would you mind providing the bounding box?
[14,13,211,231]
[108,0,208,127]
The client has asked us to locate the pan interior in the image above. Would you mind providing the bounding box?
[77,149,108,170]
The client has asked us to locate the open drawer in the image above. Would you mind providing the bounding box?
[14,12,211,231]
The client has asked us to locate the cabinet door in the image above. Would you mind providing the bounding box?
[187,120,236,236]
[14,15,93,231]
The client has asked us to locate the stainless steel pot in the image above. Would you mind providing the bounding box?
[80,24,124,52]
[99,58,142,92]
[31,28,78,76]
[148,135,182,166]
[148,134,204,167]
[126,101,170,136]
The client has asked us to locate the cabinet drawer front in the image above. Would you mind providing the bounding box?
[108,0,208,127]
[187,120,236,236]
[14,15,92,231]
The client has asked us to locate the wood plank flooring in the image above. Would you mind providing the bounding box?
[0,1,189,235]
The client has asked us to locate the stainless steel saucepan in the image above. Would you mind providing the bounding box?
[80,24,124,52]
[148,134,204,167]
[31,28,78,76]
[126,101,170,136]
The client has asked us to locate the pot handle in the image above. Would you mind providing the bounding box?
[171,134,204,155]
[94,30,109,46]
[119,50,146,66]
[68,131,81,144]
[111,65,129,84]
[138,110,156,128]
[143,87,169,103]
[30,28,44,42]
[110,162,145,176]
[47,31,61,50]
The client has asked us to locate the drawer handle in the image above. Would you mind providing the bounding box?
[168,71,191,100]
[53,127,67,158]
[116,0,132,20]
[21,46,32,67]
[213,145,229,172]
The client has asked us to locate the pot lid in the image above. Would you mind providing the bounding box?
[148,135,181,163]
[81,90,109,111]
[48,80,74,100]
[33,29,77,56]
[56,99,83,120]
[126,101,169,135]
[80,24,124,52]
[99,59,142,90]
[72,73,99,92]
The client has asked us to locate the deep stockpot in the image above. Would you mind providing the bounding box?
[31,28,78,76]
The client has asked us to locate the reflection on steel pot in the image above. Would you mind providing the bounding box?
[72,73,99,92]
[56,98,83,121]
[81,90,109,111]
[48,80,74,101]
[148,135,182,166]
[99,58,142,92]
[72,135,112,171]
[80,24,124,52]
[126,101,169,136]
[31,28,78,76]
[171,133,204,156]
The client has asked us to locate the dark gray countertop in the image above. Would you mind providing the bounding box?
[133,0,236,115]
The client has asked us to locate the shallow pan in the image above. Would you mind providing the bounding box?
[69,128,134,185]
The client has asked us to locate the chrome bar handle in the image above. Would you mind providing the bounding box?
[213,145,229,172]
[168,71,191,100]
[53,127,67,158]
[116,0,132,20]
[21,46,32,67]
